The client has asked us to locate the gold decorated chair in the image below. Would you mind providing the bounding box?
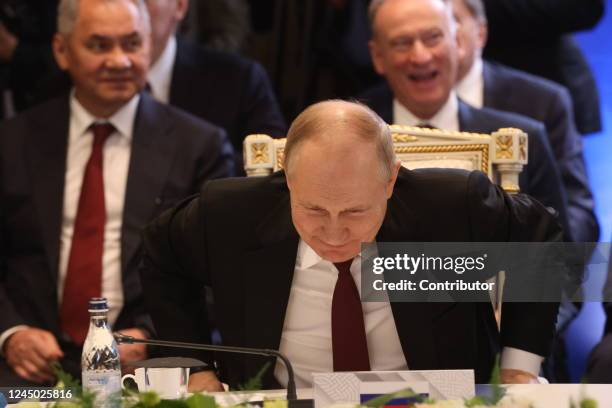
[243,125,527,194]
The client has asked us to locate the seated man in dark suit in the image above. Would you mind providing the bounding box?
[0,0,233,385]
[360,0,570,239]
[481,0,604,136]
[144,0,287,174]
[453,0,598,245]
[452,0,600,382]
[141,99,562,392]
[585,263,612,383]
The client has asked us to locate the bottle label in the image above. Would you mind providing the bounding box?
[82,371,121,407]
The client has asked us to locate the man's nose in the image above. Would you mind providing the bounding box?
[323,219,349,244]
[409,40,433,64]
[105,47,132,70]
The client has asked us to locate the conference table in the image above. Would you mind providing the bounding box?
[210,384,612,408]
[5,384,612,407]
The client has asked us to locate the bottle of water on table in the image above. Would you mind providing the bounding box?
[82,297,121,408]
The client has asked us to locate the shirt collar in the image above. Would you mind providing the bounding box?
[455,56,484,108]
[69,90,140,141]
[296,239,363,270]
[392,91,459,131]
[147,35,177,103]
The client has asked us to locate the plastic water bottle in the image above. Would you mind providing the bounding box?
[81,298,121,408]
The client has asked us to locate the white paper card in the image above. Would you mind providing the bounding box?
[313,370,474,408]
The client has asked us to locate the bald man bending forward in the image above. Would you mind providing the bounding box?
[140,101,562,391]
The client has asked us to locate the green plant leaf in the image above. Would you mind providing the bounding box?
[237,362,271,391]
[185,393,217,408]
[463,396,489,407]
[580,398,598,408]
[50,362,96,408]
[487,354,506,405]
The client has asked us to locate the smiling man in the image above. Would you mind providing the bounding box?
[0,0,233,385]
[360,0,571,240]
[141,99,562,391]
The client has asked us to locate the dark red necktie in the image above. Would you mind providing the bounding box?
[332,259,371,371]
[60,123,114,345]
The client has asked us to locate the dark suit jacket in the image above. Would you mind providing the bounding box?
[481,61,598,243]
[170,39,287,173]
[0,92,234,380]
[20,39,286,173]
[358,84,570,238]
[141,169,562,387]
[585,255,612,381]
[482,0,604,135]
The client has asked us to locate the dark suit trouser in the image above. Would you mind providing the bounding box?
[586,333,612,383]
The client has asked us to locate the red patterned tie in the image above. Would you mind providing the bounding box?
[332,259,371,371]
[60,123,114,345]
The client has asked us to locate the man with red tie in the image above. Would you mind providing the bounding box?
[0,0,233,385]
[140,99,562,391]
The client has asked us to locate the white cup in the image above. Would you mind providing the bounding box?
[121,367,190,399]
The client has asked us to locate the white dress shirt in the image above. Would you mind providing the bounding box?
[393,92,460,131]
[391,93,544,377]
[0,92,139,352]
[456,57,485,109]
[275,240,407,388]
[147,36,177,104]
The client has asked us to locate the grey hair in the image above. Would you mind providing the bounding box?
[368,0,457,37]
[283,100,396,181]
[459,0,487,23]
[57,0,151,36]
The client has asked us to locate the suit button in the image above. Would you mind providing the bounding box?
[155,197,162,205]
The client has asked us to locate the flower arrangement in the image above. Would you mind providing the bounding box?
[10,361,599,408]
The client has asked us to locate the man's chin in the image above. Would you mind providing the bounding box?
[316,246,359,263]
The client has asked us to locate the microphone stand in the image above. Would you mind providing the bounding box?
[114,334,298,401]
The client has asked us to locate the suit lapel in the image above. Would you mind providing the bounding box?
[27,95,70,283]
[482,62,497,108]
[375,186,439,370]
[242,187,299,381]
[372,84,394,124]
[121,94,178,277]
[458,100,477,132]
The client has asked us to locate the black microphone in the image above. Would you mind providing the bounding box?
[114,333,298,401]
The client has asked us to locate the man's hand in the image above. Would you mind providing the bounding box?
[4,328,64,384]
[500,368,538,384]
[0,23,18,62]
[188,371,225,392]
[116,328,148,368]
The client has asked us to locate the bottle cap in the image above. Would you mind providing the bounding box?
[88,297,109,312]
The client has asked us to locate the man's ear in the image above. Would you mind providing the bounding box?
[52,33,70,71]
[453,26,466,63]
[175,0,189,22]
[369,39,386,76]
[478,22,488,49]
[386,160,402,198]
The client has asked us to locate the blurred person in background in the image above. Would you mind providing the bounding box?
[360,0,570,242]
[145,0,286,175]
[482,0,605,136]
[452,0,600,381]
[0,0,58,117]
[0,0,233,385]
